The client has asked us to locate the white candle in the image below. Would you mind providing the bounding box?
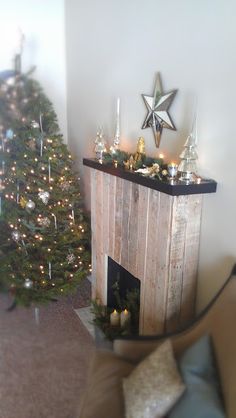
[110,309,120,327]
[72,209,75,224]
[117,97,120,118]
[116,97,120,136]
[120,309,131,328]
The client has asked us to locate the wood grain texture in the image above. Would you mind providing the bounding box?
[113,177,124,265]
[93,171,106,304]
[127,183,140,278]
[90,170,97,300]
[142,189,161,334]
[166,196,188,332]
[179,195,203,326]
[108,176,116,260]
[152,193,173,334]
[89,169,203,335]
[120,180,132,271]
[136,185,150,334]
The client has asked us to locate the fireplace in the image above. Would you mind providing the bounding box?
[84,158,217,335]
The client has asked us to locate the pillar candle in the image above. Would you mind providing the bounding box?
[120,309,131,328]
[117,97,120,119]
[110,309,120,327]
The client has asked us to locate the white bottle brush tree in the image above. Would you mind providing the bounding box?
[178,115,198,181]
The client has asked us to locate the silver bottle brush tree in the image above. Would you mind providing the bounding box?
[178,115,198,182]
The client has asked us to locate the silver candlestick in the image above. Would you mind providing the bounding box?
[114,97,120,149]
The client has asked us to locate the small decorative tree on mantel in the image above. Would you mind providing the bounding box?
[178,115,198,181]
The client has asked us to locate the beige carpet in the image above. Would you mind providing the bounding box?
[0,279,95,418]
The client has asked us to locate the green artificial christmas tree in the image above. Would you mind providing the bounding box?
[0,57,91,307]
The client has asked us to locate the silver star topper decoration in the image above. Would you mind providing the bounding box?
[142,73,177,147]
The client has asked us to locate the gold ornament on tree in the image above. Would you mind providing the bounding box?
[19,196,27,208]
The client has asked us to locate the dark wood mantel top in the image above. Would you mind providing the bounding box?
[83,158,217,196]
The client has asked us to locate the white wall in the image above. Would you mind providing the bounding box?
[0,0,67,141]
[66,0,236,310]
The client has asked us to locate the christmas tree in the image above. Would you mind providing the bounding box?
[0,59,91,307]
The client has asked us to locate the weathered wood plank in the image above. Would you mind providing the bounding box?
[136,185,149,281]
[152,192,173,333]
[142,189,161,334]
[102,173,110,256]
[165,195,188,332]
[180,195,203,325]
[113,177,124,265]
[127,183,140,278]
[94,171,106,304]
[136,185,150,334]
[101,173,110,304]
[90,169,97,300]
[120,180,132,272]
[108,176,116,260]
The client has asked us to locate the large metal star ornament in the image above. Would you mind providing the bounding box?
[142,73,177,147]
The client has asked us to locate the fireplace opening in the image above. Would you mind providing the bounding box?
[107,257,140,308]
[107,257,140,333]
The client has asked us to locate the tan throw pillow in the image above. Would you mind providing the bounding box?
[123,339,185,418]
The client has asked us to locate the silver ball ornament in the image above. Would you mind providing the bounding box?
[38,191,50,205]
[11,230,21,242]
[24,278,33,289]
[25,199,36,212]
[31,120,39,129]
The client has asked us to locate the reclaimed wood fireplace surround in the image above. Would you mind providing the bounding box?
[84,159,217,335]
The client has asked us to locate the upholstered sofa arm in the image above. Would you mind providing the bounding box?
[114,273,236,418]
